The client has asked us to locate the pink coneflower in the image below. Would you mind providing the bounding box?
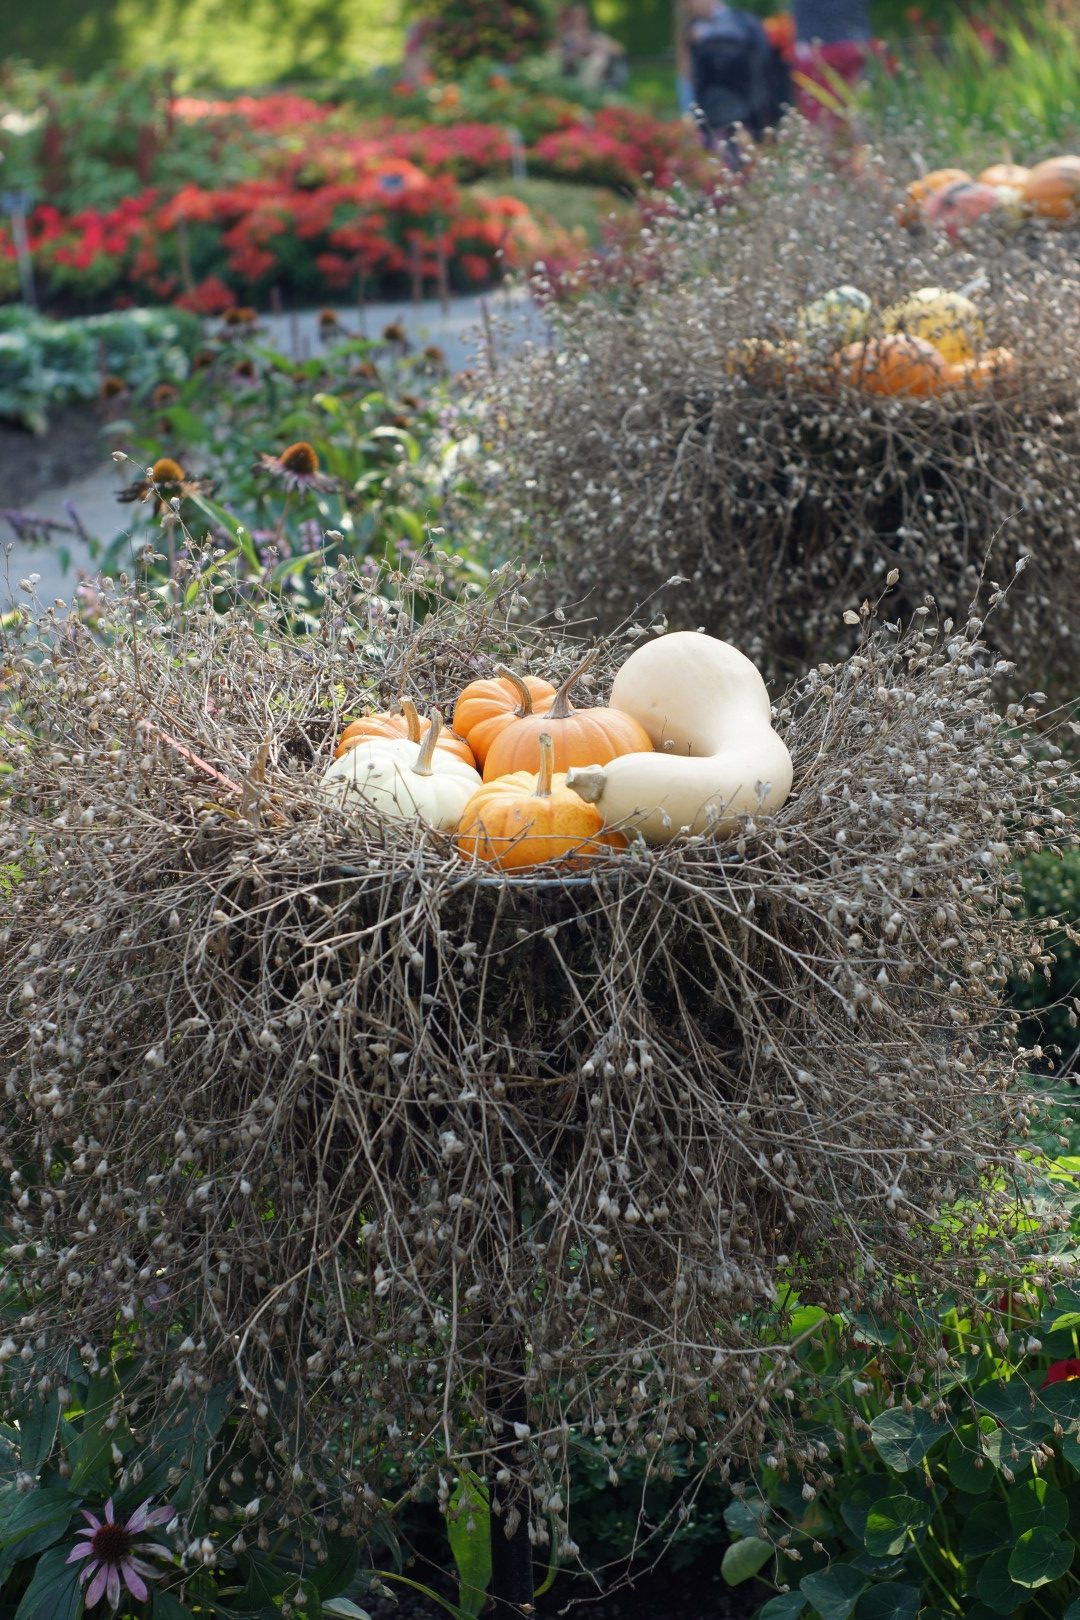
[66,1498,174,1609]
[256,440,335,492]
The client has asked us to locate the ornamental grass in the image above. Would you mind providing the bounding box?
[476,125,1080,694]
[0,557,1077,1558]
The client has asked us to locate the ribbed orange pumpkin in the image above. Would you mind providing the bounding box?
[898,167,972,226]
[481,651,653,782]
[336,698,475,766]
[946,347,1017,392]
[457,733,626,872]
[1022,156,1080,222]
[835,335,951,399]
[978,162,1031,190]
[452,670,556,767]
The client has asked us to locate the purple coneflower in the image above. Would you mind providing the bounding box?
[67,1498,174,1610]
[256,440,335,493]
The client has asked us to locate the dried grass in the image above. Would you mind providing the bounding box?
[1,555,1076,1553]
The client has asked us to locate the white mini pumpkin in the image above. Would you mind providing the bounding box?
[321,709,481,832]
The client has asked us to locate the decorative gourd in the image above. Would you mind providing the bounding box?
[457,733,626,872]
[834,334,950,398]
[925,179,1019,236]
[565,632,793,845]
[724,337,802,385]
[946,346,1017,392]
[1022,155,1080,222]
[480,650,653,782]
[898,167,972,226]
[336,698,475,766]
[795,285,872,349]
[978,162,1031,190]
[321,709,481,831]
[880,287,985,364]
[452,670,556,767]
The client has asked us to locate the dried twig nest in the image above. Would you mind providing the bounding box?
[0,559,1075,1552]
[474,130,1080,693]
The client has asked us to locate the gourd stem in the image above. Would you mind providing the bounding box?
[494,667,535,717]
[535,734,554,799]
[399,697,421,743]
[414,708,442,777]
[548,648,597,721]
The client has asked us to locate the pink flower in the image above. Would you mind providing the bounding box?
[66,1498,174,1610]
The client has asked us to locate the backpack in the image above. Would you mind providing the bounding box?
[690,9,790,137]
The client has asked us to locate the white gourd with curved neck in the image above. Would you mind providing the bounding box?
[565,632,793,844]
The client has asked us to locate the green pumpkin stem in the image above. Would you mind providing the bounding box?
[414,708,442,777]
[535,733,555,799]
[548,648,598,721]
[494,667,536,717]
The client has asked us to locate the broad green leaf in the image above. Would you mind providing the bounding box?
[1061,1428,1080,1471]
[724,1494,770,1538]
[975,1550,1028,1615]
[959,1500,1012,1559]
[1063,1601,1080,1619]
[1007,1526,1074,1588]
[862,1495,930,1557]
[13,1544,84,1620]
[947,1422,994,1494]
[0,1486,78,1582]
[839,1477,894,1542]
[447,1471,491,1619]
[153,1595,198,1620]
[800,1564,866,1620]
[1006,1476,1069,1536]
[856,1584,920,1620]
[308,1535,358,1600]
[17,1392,61,1473]
[869,1407,947,1471]
[759,1595,807,1619]
[324,1603,373,1620]
[722,1535,773,1585]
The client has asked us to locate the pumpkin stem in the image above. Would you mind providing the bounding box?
[494,667,535,717]
[548,648,598,721]
[414,708,442,776]
[535,733,555,799]
[399,697,422,743]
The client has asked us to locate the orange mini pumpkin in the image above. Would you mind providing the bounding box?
[1022,155,1080,222]
[946,346,1017,392]
[978,162,1031,189]
[452,670,556,767]
[481,650,653,782]
[834,335,951,399]
[457,733,626,872]
[898,167,972,226]
[336,698,475,766]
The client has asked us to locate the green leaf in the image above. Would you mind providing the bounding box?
[855,1585,920,1620]
[862,1495,930,1557]
[1007,1526,1074,1588]
[975,1550,1029,1615]
[17,1392,61,1473]
[308,1536,358,1600]
[1061,1428,1080,1471]
[869,1408,947,1472]
[759,1596,807,1620]
[959,1500,1012,1559]
[724,1494,770,1538]
[800,1564,866,1620]
[153,1595,197,1620]
[722,1535,773,1585]
[1063,1601,1080,1619]
[1006,1476,1069,1536]
[13,1543,84,1620]
[324,1604,373,1620]
[0,1486,78,1582]
[947,1424,993,1494]
[447,1471,491,1618]
[839,1478,894,1543]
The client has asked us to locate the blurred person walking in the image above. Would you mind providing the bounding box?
[684,0,790,158]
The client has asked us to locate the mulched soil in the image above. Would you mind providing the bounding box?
[363,1556,769,1618]
[0,408,106,509]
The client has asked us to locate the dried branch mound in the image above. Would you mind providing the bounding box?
[477,133,1080,691]
[0,562,1075,1545]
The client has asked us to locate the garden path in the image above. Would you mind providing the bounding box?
[1,286,545,613]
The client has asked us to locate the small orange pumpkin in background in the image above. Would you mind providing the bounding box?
[336,698,475,767]
[834,334,950,399]
[946,346,1017,392]
[1023,155,1080,222]
[452,670,556,767]
[979,162,1031,190]
[898,167,972,226]
[481,650,653,782]
[457,733,626,872]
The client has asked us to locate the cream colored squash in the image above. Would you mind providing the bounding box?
[321,709,481,831]
[565,632,793,844]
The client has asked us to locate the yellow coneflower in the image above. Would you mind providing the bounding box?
[256,441,334,493]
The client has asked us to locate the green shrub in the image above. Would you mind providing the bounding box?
[1011,851,1080,1070]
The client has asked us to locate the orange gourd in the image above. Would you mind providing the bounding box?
[452,670,556,767]
[898,167,972,226]
[1022,155,1080,222]
[946,346,1017,392]
[978,162,1031,189]
[480,650,653,782]
[834,335,951,399]
[457,733,626,872]
[336,698,475,766]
